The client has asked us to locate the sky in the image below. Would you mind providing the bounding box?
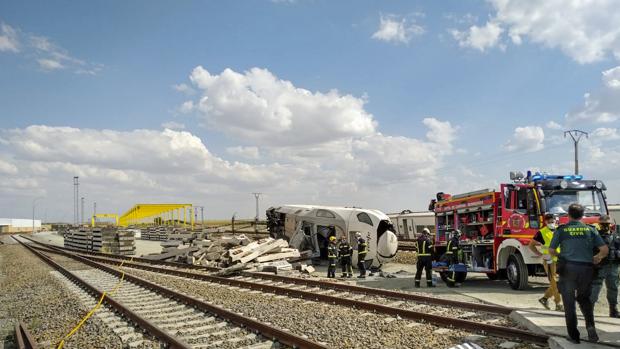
[1,0,620,222]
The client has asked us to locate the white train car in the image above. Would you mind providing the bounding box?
[610,204,620,232]
[387,210,435,240]
[266,205,398,268]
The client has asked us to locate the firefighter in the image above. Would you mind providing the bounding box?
[415,228,434,288]
[327,236,338,278]
[445,230,461,287]
[339,236,353,278]
[549,204,608,344]
[528,213,563,311]
[356,232,368,278]
[590,215,620,318]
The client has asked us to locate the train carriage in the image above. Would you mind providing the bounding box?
[267,205,398,268]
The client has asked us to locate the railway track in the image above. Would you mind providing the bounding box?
[21,236,549,346]
[13,236,326,349]
[14,321,39,349]
[20,235,504,313]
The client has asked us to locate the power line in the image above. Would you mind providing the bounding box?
[564,130,589,175]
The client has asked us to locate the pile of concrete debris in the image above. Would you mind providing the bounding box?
[143,234,310,272]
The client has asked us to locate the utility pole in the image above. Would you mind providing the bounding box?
[252,193,262,233]
[32,197,43,233]
[564,130,589,175]
[81,197,85,226]
[73,176,79,226]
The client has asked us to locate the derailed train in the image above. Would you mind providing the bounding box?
[266,205,399,268]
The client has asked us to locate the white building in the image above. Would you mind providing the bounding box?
[0,218,42,233]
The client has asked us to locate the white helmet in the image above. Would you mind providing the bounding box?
[422,228,430,235]
[355,232,361,239]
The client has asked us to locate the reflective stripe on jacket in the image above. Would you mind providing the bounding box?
[416,239,433,256]
[540,226,560,262]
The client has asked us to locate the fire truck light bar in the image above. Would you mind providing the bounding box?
[528,172,584,182]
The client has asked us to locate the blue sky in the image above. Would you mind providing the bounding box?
[1,0,619,221]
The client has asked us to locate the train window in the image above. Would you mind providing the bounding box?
[357,212,373,226]
[316,209,335,218]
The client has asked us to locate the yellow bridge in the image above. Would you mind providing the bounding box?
[119,203,196,227]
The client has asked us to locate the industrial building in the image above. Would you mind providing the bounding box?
[0,218,42,233]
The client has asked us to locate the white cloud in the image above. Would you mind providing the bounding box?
[178,100,194,114]
[372,14,425,45]
[172,83,196,95]
[188,66,376,146]
[565,66,620,124]
[37,58,64,71]
[0,158,18,175]
[451,20,504,51]
[161,121,185,130]
[226,146,260,159]
[0,23,20,52]
[591,127,620,140]
[452,1,620,63]
[546,121,563,130]
[504,126,545,152]
[0,22,102,74]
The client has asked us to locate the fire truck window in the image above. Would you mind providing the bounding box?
[504,188,512,209]
[516,189,528,213]
[357,212,374,226]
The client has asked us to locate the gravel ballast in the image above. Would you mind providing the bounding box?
[0,244,123,348]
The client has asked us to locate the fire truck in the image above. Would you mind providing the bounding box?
[430,171,610,290]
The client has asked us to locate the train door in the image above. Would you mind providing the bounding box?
[402,219,409,238]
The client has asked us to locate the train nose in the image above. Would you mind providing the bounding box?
[377,230,398,262]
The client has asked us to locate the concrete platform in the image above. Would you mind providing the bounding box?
[512,309,620,348]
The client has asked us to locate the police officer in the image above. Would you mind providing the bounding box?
[327,236,338,278]
[528,213,562,311]
[445,230,461,287]
[415,228,435,288]
[338,236,353,278]
[590,215,620,318]
[356,232,368,278]
[549,203,608,343]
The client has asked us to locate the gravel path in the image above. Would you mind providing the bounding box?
[0,244,124,348]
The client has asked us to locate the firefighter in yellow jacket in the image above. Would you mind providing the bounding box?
[528,213,563,311]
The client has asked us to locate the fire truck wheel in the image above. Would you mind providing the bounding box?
[506,254,528,290]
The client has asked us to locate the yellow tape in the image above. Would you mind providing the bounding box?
[56,260,127,348]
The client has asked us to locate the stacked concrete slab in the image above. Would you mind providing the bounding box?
[63,227,135,255]
[101,230,135,255]
[63,228,92,251]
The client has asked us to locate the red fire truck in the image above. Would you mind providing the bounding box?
[430,171,610,290]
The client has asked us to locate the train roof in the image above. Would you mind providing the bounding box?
[387,211,434,218]
[271,204,390,220]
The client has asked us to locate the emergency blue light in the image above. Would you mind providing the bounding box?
[527,171,585,182]
[531,174,543,181]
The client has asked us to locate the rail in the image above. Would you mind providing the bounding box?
[20,235,510,314]
[15,321,38,349]
[15,236,327,349]
[26,240,549,345]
